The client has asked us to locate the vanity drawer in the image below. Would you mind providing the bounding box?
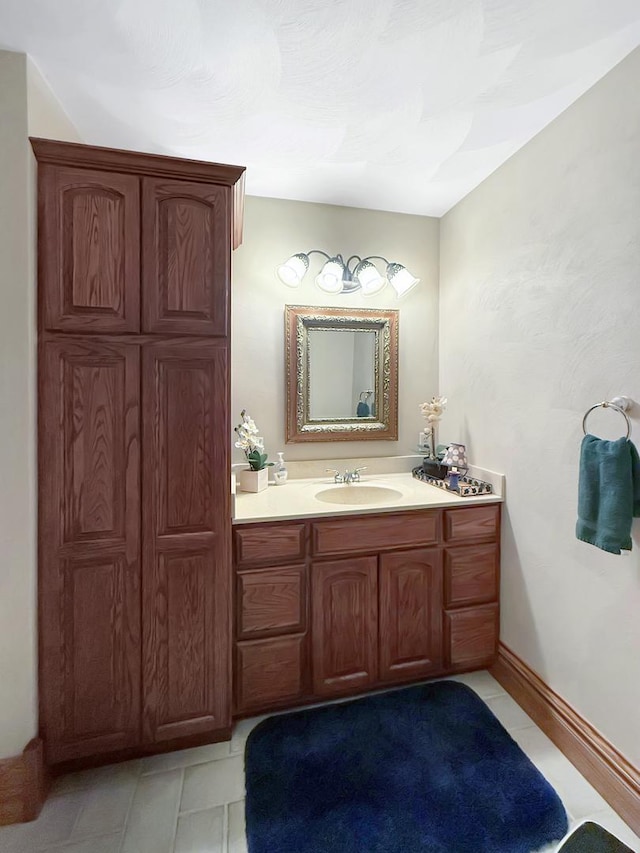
[312,511,440,557]
[235,635,306,713]
[234,523,306,567]
[445,603,499,669]
[444,505,500,544]
[444,544,499,608]
[237,565,306,639]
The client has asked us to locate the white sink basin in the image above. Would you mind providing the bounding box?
[315,484,404,506]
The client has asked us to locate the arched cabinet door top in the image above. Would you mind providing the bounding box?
[39,166,141,333]
[142,178,231,336]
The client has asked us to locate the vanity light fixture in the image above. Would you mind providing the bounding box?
[276,250,420,298]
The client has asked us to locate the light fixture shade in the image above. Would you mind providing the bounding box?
[387,262,420,297]
[353,260,386,296]
[315,257,345,294]
[442,443,468,471]
[276,253,309,288]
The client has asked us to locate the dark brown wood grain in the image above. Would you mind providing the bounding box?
[445,603,499,669]
[141,340,231,743]
[237,565,306,639]
[312,510,440,556]
[234,523,306,567]
[39,340,141,763]
[235,636,306,713]
[311,556,378,696]
[31,137,245,187]
[444,504,500,542]
[444,543,499,608]
[38,164,140,332]
[379,548,443,682]
[142,178,230,336]
[0,739,48,826]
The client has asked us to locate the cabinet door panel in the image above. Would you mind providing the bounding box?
[444,505,500,543]
[444,544,499,608]
[39,165,140,332]
[445,604,499,669]
[40,340,140,763]
[237,565,306,639]
[235,636,305,714]
[142,179,230,335]
[142,341,231,743]
[311,557,377,697]
[379,549,442,682]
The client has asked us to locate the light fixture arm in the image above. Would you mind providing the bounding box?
[359,255,391,266]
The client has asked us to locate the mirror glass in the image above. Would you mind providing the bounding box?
[308,329,376,420]
[285,306,398,442]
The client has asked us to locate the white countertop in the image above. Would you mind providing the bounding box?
[232,469,503,524]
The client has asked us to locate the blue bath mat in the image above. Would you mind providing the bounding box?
[245,681,568,853]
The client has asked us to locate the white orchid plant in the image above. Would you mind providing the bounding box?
[419,396,448,460]
[234,410,273,471]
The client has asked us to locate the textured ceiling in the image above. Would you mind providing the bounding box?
[2,0,640,215]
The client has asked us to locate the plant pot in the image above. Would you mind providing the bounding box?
[422,459,449,480]
[239,467,269,493]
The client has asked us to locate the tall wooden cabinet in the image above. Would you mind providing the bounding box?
[33,139,244,766]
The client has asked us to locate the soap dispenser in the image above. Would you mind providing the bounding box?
[273,451,288,485]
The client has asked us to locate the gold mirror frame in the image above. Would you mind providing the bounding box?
[285,305,398,442]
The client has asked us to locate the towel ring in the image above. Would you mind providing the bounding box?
[582,401,631,439]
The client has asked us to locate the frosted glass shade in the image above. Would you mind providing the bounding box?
[354,260,386,296]
[387,262,420,297]
[315,258,345,293]
[276,253,309,287]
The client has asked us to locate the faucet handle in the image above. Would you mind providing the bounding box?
[325,468,343,483]
[352,466,367,482]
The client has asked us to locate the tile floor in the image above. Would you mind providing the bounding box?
[0,671,638,853]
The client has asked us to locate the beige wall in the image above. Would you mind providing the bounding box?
[440,47,640,765]
[232,196,439,464]
[27,58,81,142]
[0,50,80,760]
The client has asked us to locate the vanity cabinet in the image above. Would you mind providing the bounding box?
[233,504,500,716]
[35,139,244,766]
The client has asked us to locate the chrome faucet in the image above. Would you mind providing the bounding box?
[326,467,367,484]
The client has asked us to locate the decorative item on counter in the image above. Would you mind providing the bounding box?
[447,467,460,491]
[442,443,469,475]
[273,452,288,486]
[412,466,493,497]
[419,396,447,460]
[234,410,273,493]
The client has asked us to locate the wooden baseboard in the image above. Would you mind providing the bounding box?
[0,738,49,826]
[491,643,640,836]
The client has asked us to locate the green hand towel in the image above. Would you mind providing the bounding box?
[576,435,640,554]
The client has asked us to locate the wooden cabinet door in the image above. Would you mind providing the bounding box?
[142,341,231,743]
[311,557,377,697]
[379,549,443,683]
[39,340,140,763]
[39,165,140,332]
[142,179,230,336]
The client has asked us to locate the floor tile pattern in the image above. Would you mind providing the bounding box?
[0,672,637,852]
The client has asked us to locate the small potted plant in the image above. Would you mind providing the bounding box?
[419,396,448,478]
[234,410,273,492]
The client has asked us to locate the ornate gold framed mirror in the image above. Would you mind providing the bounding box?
[285,306,398,442]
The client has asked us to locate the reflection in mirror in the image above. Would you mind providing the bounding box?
[285,306,398,442]
[308,329,376,420]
